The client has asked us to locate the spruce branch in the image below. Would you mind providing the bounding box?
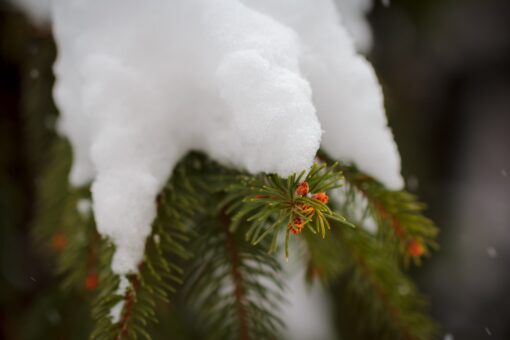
[31,139,100,292]
[32,144,439,339]
[299,153,440,339]
[332,227,438,340]
[31,139,74,250]
[222,163,353,258]
[89,155,218,339]
[342,167,438,265]
[302,222,437,340]
[89,214,190,340]
[184,214,286,340]
[222,213,250,340]
[318,152,439,265]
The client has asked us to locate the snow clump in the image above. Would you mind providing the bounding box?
[24,0,403,274]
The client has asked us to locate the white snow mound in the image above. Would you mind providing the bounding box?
[49,0,403,274]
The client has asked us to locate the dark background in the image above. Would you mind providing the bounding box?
[371,0,510,339]
[1,0,510,339]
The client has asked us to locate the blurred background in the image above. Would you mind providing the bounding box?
[1,0,509,339]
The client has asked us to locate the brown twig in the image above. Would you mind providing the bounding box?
[220,212,250,340]
[117,275,140,340]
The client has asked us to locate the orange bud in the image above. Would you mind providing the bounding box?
[312,192,329,204]
[288,217,305,235]
[296,182,309,196]
[408,240,425,257]
[85,273,99,291]
[51,233,67,252]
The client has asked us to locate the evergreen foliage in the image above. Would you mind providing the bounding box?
[2,7,444,340]
[221,162,352,257]
[184,218,285,340]
[332,226,437,340]
[339,163,439,266]
[29,138,439,339]
[304,223,437,340]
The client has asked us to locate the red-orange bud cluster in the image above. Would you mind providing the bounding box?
[290,183,331,237]
[407,240,425,257]
[85,273,99,291]
[51,233,67,252]
[296,181,309,196]
[312,192,329,204]
[288,217,305,235]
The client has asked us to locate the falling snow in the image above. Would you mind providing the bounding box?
[443,333,454,340]
[486,247,498,259]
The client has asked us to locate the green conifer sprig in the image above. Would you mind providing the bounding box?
[31,139,74,251]
[332,226,438,340]
[90,156,208,339]
[306,223,437,340]
[90,234,180,340]
[222,163,353,258]
[301,154,439,339]
[303,223,437,340]
[340,166,439,266]
[183,217,286,340]
[31,140,439,339]
[317,152,439,265]
[31,139,100,292]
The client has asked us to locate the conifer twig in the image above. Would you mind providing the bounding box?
[222,212,250,340]
[117,276,139,340]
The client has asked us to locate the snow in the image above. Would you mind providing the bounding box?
[334,0,375,53]
[443,334,454,340]
[282,266,337,340]
[109,275,131,323]
[76,198,92,217]
[109,302,124,325]
[19,0,402,274]
[487,247,498,259]
[246,0,402,190]
[331,186,378,234]
[11,0,375,53]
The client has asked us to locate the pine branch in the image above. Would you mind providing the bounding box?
[221,162,352,258]
[31,138,100,292]
[31,139,73,248]
[89,221,189,340]
[222,213,250,340]
[89,155,206,339]
[115,276,141,340]
[184,215,286,340]
[303,222,437,339]
[318,152,439,265]
[301,153,439,339]
[32,144,439,340]
[332,226,438,340]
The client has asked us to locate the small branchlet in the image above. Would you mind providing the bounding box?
[317,152,439,266]
[223,163,354,258]
[340,166,439,266]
